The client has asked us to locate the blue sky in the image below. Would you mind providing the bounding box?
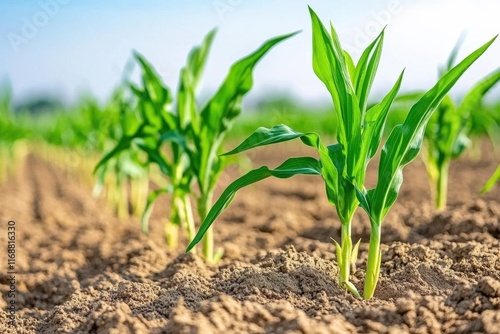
[1,0,499,105]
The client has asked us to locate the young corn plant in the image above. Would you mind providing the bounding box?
[92,88,150,219]
[423,40,500,210]
[96,29,296,262]
[95,51,197,249]
[187,7,496,298]
[468,106,500,156]
[182,31,298,263]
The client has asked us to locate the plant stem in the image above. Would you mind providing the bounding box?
[165,194,180,249]
[364,221,381,300]
[339,222,352,284]
[132,176,149,216]
[182,194,197,254]
[198,193,214,263]
[164,220,179,249]
[436,160,449,211]
[116,177,128,220]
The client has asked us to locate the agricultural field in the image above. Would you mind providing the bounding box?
[1,3,500,334]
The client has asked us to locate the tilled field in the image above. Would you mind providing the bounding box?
[0,145,499,333]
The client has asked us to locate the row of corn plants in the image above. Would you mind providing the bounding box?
[95,29,297,262]
[3,6,498,301]
[31,87,152,219]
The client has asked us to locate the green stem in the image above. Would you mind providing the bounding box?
[132,176,149,216]
[164,220,178,249]
[436,160,449,211]
[339,223,352,284]
[198,193,214,263]
[182,194,197,254]
[364,221,381,300]
[116,177,128,220]
[165,194,181,249]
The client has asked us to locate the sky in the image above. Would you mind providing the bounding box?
[1,0,500,105]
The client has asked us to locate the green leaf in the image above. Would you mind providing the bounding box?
[134,138,173,178]
[459,67,500,116]
[309,6,354,148]
[223,124,304,155]
[332,238,343,268]
[351,239,361,267]
[481,164,500,193]
[195,31,298,194]
[178,29,217,130]
[343,50,356,81]
[342,281,361,299]
[134,52,171,109]
[94,135,136,173]
[444,32,467,73]
[159,130,188,148]
[361,70,404,164]
[426,95,458,157]
[367,36,497,223]
[310,7,364,181]
[188,29,217,89]
[222,124,340,205]
[92,164,108,198]
[177,68,197,131]
[141,187,173,234]
[200,31,299,137]
[446,67,500,159]
[394,91,425,103]
[186,157,321,252]
[354,29,384,113]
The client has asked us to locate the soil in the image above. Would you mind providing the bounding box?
[0,143,499,334]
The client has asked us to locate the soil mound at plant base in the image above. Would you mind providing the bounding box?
[0,152,498,333]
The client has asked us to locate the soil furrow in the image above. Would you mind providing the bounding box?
[0,147,498,333]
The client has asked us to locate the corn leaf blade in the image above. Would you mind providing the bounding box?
[200,32,299,137]
[367,36,497,222]
[223,124,305,156]
[178,29,216,131]
[361,70,404,162]
[309,7,362,179]
[481,164,500,193]
[459,67,500,115]
[354,29,384,113]
[186,157,322,252]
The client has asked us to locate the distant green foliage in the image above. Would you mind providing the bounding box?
[229,106,337,140]
[0,84,31,182]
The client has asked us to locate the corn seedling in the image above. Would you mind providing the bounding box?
[96,29,295,262]
[468,104,500,158]
[422,38,500,210]
[96,51,195,248]
[92,88,151,219]
[187,7,496,298]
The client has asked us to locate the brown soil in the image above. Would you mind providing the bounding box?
[0,145,499,334]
